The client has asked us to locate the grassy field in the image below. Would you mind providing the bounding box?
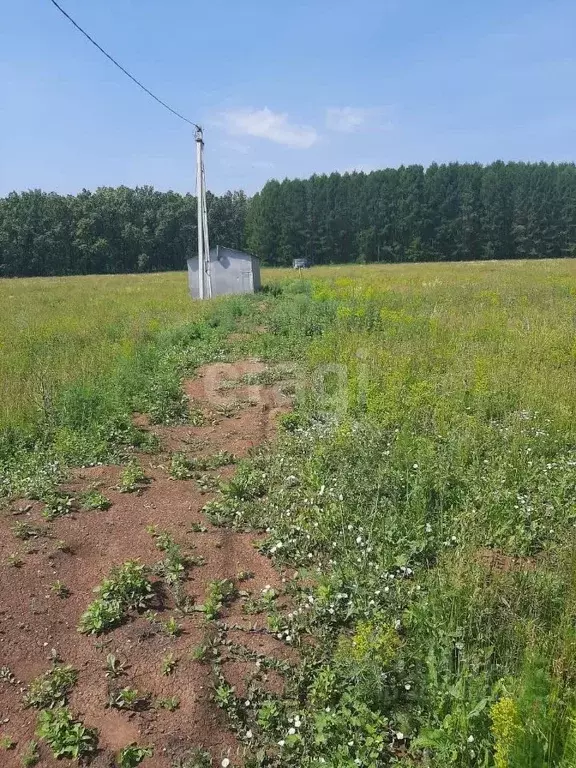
[2,260,574,430]
[0,272,201,430]
[2,260,576,766]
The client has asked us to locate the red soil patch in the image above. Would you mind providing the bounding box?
[0,361,294,768]
[475,547,535,575]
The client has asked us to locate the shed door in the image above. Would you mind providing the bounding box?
[241,270,253,292]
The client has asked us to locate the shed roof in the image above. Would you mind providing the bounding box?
[211,246,259,262]
[187,246,259,265]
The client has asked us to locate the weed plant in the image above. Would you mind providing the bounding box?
[78,560,153,634]
[117,744,153,768]
[36,707,97,761]
[24,664,78,709]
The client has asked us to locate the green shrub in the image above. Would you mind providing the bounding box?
[78,560,153,634]
[117,744,153,768]
[201,579,236,620]
[118,461,148,493]
[109,687,149,711]
[42,493,76,520]
[78,597,124,635]
[36,707,97,760]
[80,488,111,510]
[169,452,193,479]
[24,665,78,709]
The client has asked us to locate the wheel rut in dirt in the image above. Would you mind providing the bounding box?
[0,360,294,767]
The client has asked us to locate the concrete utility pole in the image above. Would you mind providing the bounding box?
[195,127,211,299]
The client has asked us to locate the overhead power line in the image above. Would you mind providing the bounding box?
[48,0,200,129]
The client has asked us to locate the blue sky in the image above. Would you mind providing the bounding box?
[1,0,575,196]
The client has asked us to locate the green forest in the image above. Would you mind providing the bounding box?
[1,161,575,277]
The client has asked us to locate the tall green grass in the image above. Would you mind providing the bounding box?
[0,272,198,430]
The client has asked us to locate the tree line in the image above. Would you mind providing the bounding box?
[0,187,248,277]
[247,161,576,265]
[1,161,575,277]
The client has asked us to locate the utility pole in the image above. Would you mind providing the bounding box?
[201,131,211,299]
[195,126,211,299]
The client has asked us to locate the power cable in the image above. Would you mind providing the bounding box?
[48,0,200,130]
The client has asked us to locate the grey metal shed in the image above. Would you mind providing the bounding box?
[187,246,261,299]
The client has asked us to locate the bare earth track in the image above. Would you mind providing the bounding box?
[0,361,292,767]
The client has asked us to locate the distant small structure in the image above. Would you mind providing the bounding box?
[187,246,261,299]
[293,257,310,269]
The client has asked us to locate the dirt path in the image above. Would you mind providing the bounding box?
[0,361,293,767]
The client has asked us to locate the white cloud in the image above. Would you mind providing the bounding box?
[326,106,394,133]
[221,107,318,149]
[326,107,368,133]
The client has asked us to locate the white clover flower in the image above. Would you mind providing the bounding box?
[288,727,296,735]
[222,760,230,768]
[396,731,404,740]
[278,740,285,747]
[468,735,474,743]
[404,683,411,690]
